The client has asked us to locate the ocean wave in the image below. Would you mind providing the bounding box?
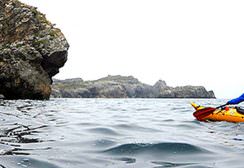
[103,142,211,155]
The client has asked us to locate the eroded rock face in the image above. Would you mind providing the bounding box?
[0,0,69,99]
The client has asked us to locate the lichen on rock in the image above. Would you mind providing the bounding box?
[0,0,69,99]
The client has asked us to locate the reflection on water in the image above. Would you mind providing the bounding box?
[0,98,244,168]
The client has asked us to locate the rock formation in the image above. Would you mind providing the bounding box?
[51,75,215,98]
[0,0,69,99]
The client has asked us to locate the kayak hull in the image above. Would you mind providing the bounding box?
[191,102,244,122]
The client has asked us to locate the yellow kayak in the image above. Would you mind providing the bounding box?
[191,102,244,122]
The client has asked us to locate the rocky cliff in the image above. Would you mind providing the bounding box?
[0,0,69,99]
[51,75,215,98]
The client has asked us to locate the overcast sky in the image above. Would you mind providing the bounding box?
[21,0,244,98]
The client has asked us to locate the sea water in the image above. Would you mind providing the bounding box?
[0,98,244,168]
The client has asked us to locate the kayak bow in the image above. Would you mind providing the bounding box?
[191,102,244,122]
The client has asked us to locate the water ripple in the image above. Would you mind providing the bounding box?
[86,127,121,136]
[151,161,196,168]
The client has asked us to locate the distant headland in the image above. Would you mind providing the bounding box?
[52,75,215,98]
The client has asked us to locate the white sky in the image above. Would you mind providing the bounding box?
[21,0,244,98]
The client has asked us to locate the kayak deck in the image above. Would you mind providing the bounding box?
[191,102,244,122]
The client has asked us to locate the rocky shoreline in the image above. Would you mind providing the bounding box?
[51,75,215,98]
[0,1,215,100]
[0,0,69,100]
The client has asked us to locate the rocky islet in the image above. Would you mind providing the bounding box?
[52,75,215,98]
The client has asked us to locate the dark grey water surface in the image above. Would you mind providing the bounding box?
[0,98,244,168]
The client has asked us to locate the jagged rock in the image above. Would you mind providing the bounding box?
[153,80,167,90]
[207,90,215,98]
[51,75,216,98]
[0,0,69,99]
